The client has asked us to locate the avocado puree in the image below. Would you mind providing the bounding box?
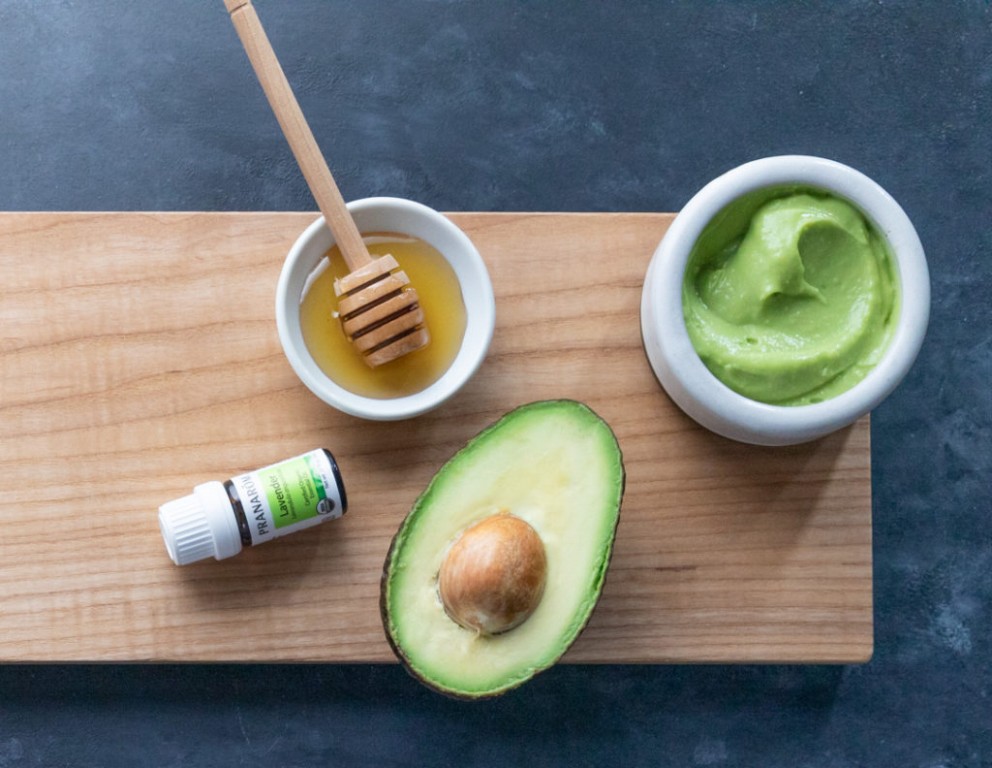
[683,191,899,405]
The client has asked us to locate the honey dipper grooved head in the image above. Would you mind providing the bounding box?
[334,254,430,367]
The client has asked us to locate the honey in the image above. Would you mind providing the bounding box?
[299,234,467,399]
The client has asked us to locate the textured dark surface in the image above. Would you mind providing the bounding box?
[1,1,990,765]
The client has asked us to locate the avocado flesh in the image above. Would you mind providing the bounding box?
[381,400,625,699]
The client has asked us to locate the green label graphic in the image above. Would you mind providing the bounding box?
[232,449,342,545]
[259,454,328,530]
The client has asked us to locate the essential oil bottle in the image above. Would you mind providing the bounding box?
[158,448,347,565]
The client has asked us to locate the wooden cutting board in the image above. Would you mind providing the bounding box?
[0,212,872,663]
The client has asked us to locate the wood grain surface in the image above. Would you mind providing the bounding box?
[0,212,873,663]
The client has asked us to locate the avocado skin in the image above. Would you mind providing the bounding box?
[379,399,626,700]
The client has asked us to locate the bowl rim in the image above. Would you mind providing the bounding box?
[640,155,930,445]
[275,196,496,421]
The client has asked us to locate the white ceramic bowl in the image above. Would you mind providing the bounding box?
[276,197,495,420]
[640,155,930,445]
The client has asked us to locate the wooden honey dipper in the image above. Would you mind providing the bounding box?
[224,0,429,367]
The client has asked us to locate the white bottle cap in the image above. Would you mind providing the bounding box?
[158,481,244,565]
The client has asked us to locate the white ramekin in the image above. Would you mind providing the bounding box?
[276,197,495,421]
[640,155,930,445]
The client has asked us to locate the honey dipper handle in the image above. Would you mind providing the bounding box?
[224,0,370,270]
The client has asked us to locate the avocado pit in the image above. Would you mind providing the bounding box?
[438,512,547,635]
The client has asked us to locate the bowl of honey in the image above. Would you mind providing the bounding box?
[276,197,495,420]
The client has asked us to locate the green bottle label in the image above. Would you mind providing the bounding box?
[231,450,344,545]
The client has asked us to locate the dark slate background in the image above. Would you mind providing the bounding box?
[1,1,989,765]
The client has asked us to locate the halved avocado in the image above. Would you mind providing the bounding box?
[380,399,625,699]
